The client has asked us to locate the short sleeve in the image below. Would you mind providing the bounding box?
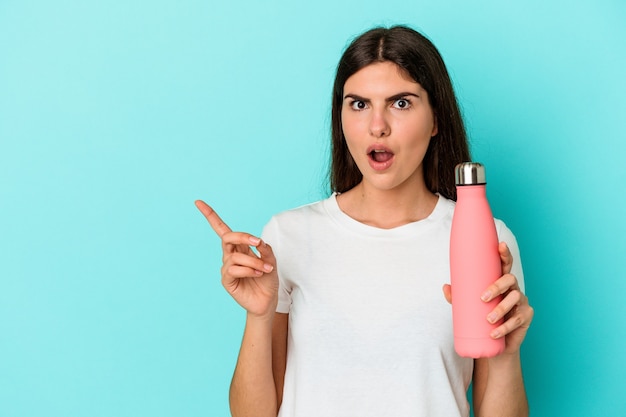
[495,220,525,293]
[261,216,292,313]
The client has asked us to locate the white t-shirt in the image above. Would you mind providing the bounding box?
[261,194,524,417]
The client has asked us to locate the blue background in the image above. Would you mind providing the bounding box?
[1,0,625,416]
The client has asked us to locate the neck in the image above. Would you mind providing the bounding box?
[337,181,438,229]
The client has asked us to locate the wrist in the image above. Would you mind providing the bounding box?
[486,351,523,377]
[246,310,276,326]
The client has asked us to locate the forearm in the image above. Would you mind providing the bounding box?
[474,353,528,417]
[230,313,278,417]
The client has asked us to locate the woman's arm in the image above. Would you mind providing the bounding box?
[472,354,528,416]
[272,313,289,408]
[229,312,288,417]
[195,201,287,417]
[472,242,534,417]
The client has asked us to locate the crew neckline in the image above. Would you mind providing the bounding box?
[323,193,451,238]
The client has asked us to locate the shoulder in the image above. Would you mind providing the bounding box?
[261,197,332,241]
[437,194,519,252]
[268,197,329,226]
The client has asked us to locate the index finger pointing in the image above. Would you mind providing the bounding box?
[195,200,232,237]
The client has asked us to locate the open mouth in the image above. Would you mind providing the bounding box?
[369,149,394,163]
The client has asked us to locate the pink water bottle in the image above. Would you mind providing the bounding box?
[450,162,504,358]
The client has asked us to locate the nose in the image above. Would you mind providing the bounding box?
[369,108,390,138]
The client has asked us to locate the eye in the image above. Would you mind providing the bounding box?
[392,98,412,110]
[350,100,367,110]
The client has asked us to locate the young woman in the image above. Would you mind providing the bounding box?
[196,25,534,417]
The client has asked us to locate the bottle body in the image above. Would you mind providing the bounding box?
[450,184,504,358]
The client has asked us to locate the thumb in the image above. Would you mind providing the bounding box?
[442,284,452,304]
[256,240,276,266]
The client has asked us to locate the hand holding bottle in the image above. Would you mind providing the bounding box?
[478,242,533,355]
[443,242,534,356]
[195,200,279,319]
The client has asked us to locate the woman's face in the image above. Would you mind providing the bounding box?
[341,61,438,193]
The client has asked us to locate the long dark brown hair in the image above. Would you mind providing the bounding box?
[330,26,470,200]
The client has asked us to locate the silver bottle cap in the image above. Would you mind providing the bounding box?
[455,162,486,185]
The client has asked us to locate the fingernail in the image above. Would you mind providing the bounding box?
[249,236,261,245]
[487,312,498,323]
[481,290,492,302]
[490,329,501,338]
[263,263,274,273]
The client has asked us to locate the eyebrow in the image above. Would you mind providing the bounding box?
[343,92,420,102]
